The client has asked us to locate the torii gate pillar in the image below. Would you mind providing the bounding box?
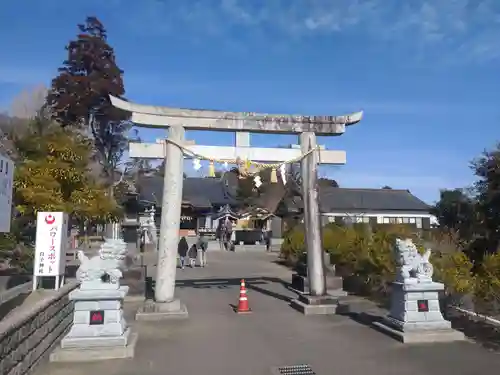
[137,126,189,320]
[155,127,185,304]
[300,132,326,296]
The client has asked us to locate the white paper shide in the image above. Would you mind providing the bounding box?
[34,212,68,277]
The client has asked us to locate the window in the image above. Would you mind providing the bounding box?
[396,217,403,224]
[180,217,197,230]
[409,218,416,224]
[389,217,397,224]
[383,217,390,224]
[198,217,207,228]
[355,216,369,224]
[402,217,410,224]
[415,218,423,229]
[343,216,353,224]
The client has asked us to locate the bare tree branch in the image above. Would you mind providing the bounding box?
[10,84,48,119]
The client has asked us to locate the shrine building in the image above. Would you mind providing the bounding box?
[121,173,435,244]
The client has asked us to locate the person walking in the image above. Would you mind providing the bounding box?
[264,230,272,252]
[188,244,198,268]
[178,236,189,270]
[216,221,225,251]
[197,232,208,267]
[139,228,146,253]
[223,218,234,251]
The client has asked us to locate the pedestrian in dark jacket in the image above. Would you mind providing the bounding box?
[178,237,189,269]
[264,230,272,252]
[188,244,198,268]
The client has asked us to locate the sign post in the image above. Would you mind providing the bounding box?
[33,212,68,290]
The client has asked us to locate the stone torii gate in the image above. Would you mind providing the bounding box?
[110,95,363,317]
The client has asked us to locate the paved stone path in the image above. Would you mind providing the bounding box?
[38,251,500,375]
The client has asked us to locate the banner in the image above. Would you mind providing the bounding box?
[34,212,68,277]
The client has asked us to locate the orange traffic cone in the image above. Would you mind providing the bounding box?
[235,279,252,313]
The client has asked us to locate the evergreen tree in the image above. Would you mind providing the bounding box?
[46,16,129,195]
[472,144,500,253]
[14,117,120,223]
[431,189,477,248]
[0,113,120,270]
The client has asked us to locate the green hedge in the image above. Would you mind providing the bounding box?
[280,223,499,306]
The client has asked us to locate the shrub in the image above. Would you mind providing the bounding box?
[281,222,496,311]
[0,232,34,272]
[474,252,500,314]
[280,224,305,263]
[372,223,416,238]
[432,250,475,295]
[358,231,396,295]
[322,224,366,273]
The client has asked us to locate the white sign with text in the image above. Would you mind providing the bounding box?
[34,212,68,277]
[0,154,14,233]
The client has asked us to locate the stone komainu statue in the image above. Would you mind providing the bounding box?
[394,238,433,284]
[76,241,128,287]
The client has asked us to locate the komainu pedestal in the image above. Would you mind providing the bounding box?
[373,238,465,344]
[50,239,138,362]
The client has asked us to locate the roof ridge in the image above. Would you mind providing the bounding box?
[322,187,411,192]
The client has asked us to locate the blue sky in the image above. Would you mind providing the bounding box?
[1,0,499,203]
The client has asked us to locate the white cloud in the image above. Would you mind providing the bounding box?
[110,0,500,62]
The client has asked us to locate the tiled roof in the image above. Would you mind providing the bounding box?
[137,175,237,208]
[136,176,430,213]
[318,187,430,212]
